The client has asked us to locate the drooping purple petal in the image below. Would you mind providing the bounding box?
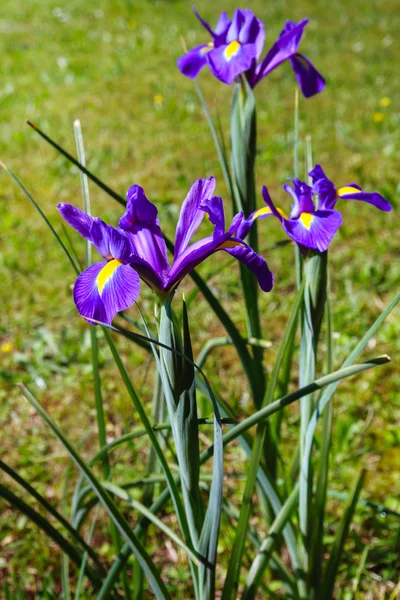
[336,187,392,212]
[207,42,258,85]
[73,261,140,325]
[223,241,274,291]
[174,176,216,257]
[283,179,315,218]
[120,185,169,272]
[57,203,95,241]
[252,19,309,85]
[177,44,212,78]
[290,53,326,98]
[236,206,275,239]
[282,210,342,252]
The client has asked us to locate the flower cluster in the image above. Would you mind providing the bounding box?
[58,177,273,324]
[178,8,325,96]
[238,165,391,253]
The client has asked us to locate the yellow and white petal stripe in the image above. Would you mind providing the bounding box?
[200,42,214,55]
[337,186,361,197]
[299,212,314,229]
[97,259,124,294]
[224,40,241,61]
[217,239,245,250]
[253,206,289,220]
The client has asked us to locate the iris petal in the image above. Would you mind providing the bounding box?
[282,210,342,252]
[73,261,140,325]
[174,176,216,257]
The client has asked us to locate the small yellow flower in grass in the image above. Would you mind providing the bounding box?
[372,112,384,123]
[153,94,164,109]
[1,342,13,353]
[379,97,391,108]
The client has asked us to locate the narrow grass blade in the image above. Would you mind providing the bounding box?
[0,483,101,590]
[194,80,234,200]
[102,482,201,566]
[74,506,100,600]
[242,485,300,600]
[0,459,104,572]
[27,121,126,207]
[0,161,79,275]
[322,470,366,599]
[18,384,171,600]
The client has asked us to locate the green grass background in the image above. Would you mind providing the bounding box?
[0,0,399,597]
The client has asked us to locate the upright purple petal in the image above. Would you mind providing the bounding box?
[262,186,285,221]
[177,44,212,78]
[73,261,140,325]
[120,185,158,227]
[193,7,214,36]
[120,185,169,272]
[214,12,231,40]
[282,209,342,252]
[90,220,134,263]
[238,9,265,60]
[174,177,216,257]
[200,195,225,237]
[283,179,315,218]
[309,164,328,183]
[290,53,326,98]
[57,203,95,241]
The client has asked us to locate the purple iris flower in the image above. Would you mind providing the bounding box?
[58,177,273,324]
[177,8,325,97]
[238,165,391,253]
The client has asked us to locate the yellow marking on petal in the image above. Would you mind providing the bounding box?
[253,206,289,220]
[224,40,241,61]
[299,212,314,229]
[200,42,214,55]
[97,259,123,294]
[217,240,245,250]
[337,186,361,197]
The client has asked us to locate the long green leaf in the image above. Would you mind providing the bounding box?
[300,289,400,549]
[102,482,201,566]
[322,470,365,599]
[242,485,300,600]
[18,383,171,600]
[0,483,101,590]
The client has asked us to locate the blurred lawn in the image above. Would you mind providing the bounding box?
[0,0,399,597]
